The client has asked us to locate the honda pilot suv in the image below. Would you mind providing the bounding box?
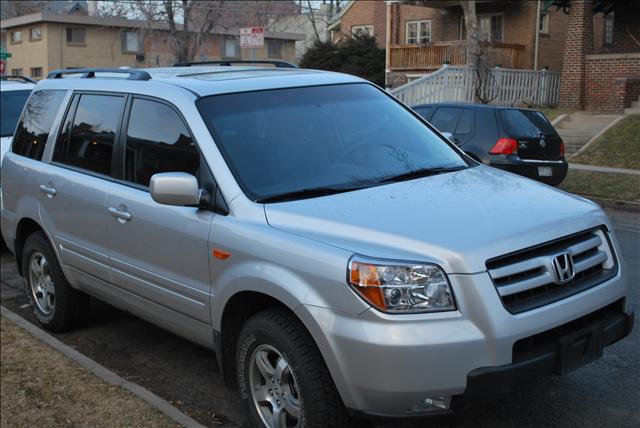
[0,66,633,427]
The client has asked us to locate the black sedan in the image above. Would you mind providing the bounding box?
[413,103,568,186]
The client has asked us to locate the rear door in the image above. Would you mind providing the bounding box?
[429,106,475,146]
[105,96,214,333]
[41,92,126,286]
[498,109,563,160]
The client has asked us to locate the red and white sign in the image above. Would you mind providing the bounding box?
[240,27,265,48]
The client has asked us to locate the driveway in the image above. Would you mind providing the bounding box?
[1,209,638,428]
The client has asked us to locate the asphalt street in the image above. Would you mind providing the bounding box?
[1,208,638,428]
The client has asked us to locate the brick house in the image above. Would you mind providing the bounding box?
[0,11,304,79]
[385,0,583,88]
[327,0,388,48]
[555,0,640,112]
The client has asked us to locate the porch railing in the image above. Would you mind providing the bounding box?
[388,41,527,70]
[390,65,561,107]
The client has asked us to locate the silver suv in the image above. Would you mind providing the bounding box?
[1,66,633,427]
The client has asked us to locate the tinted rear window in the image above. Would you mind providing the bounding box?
[53,94,125,175]
[1,89,31,138]
[500,109,558,138]
[12,90,66,160]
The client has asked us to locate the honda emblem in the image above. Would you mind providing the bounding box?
[552,252,575,284]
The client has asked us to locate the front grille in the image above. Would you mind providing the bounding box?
[487,228,617,314]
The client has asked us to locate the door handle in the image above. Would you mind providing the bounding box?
[39,184,57,196]
[108,206,132,221]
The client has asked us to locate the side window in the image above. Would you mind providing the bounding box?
[53,94,124,175]
[455,109,473,135]
[12,90,66,160]
[124,98,199,186]
[430,107,462,133]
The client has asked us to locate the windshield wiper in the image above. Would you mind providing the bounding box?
[256,185,367,203]
[376,165,467,184]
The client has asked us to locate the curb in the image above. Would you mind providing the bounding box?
[580,195,640,213]
[568,163,640,175]
[0,305,207,428]
[551,113,568,126]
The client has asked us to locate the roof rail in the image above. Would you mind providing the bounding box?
[0,75,36,84]
[47,68,152,81]
[173,60,298,69]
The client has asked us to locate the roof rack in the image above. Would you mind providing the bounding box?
[0,75,36,84]
[47,68,152,81]
[173,60,298,69]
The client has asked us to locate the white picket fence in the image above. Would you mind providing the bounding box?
[390,65,561,107]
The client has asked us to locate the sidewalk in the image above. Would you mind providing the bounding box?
[1,314,183,428]
[569,163,640,175]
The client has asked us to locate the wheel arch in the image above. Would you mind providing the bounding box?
[217,290,300,389]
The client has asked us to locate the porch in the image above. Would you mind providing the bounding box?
[388,41,527,71]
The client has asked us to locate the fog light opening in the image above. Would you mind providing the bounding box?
[407,396,451,413]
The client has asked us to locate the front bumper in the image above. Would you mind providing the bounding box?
[453,301,634,410]
[296,269,631,418]
[488,157,568,186]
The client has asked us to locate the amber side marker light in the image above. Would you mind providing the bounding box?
[349,261,387,310]
[213,249,231,260]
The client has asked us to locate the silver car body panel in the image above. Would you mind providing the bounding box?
[0,67,632,416]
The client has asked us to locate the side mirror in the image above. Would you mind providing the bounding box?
[441,131,453,141]
[150,172,200,206]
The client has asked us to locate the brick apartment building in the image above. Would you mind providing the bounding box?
[0,11,304,79]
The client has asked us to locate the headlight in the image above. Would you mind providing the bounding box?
[347,256,456,313]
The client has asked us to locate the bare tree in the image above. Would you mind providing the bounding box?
[1,1,49,18]
[403,0,498,103]
[460,1,498,103]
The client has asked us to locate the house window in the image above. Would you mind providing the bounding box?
[30,67,43,78]
[539,12,549,34]
[30,27,42,41]
[11,31,22,43]
[11,68,23,76]
[352,25,374,37]
[222,38,239,58]
[604,14,614,45]
[122,31,141,53]
[268,39,283,58]
[406,20,431,44]
[66,27,86,44]
[460,14,503,42]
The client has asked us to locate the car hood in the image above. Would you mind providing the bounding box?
[264,165,609,274]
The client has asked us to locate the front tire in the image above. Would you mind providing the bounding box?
[22,231,88,332]
[237,308,351,428]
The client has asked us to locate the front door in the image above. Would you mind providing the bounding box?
[105,97,214,341]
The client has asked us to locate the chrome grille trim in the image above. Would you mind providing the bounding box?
[487,228,617,314]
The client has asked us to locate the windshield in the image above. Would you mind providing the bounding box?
[500,109,558,138]
[198,84,468,202]
[0,90,32,138]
